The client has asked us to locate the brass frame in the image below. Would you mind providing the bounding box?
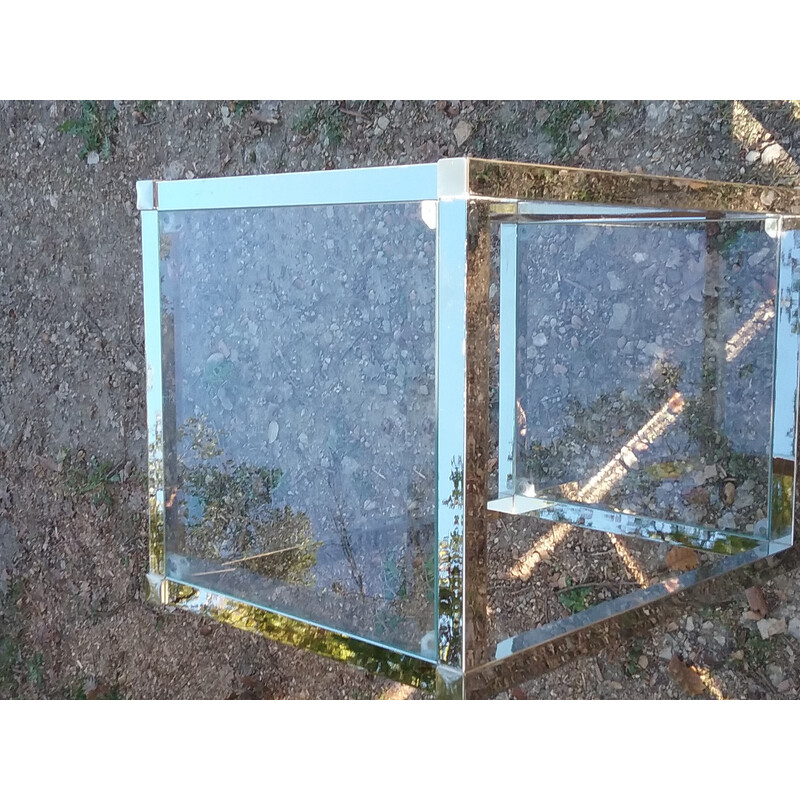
[140,158,800,699]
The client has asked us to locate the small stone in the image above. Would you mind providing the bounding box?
[722,481,736,507]
[531,332,548,347]
[124,359,139,373]
[454,120,473,147]
[766,663,783,687]
[86,151,100,165]
[745,150,760,165]
[608,303,629,330]
[376,115,390,130]
[748,248,769,267]
[718,511,736,530]
[659,647,673,661]
[268,420,279,444]
[787,617,800,641]
[621,447,637,468]
[298,432,309,448]
[608,681,623,691]
[685,616,695,632]
[777,679,792,693]
[378,384,388,395]
[571,315,583,328]
[756,617,787,640]
[217,386,233,411]
[553,364,568,376]
[731,650,744,661]
[761,143,782,166]
[606,271,625,291]
[638,655,649,670]
[633,252,646,264]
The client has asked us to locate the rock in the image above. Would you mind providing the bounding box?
[745,150,760,165]
[718,511,736,530]
[86,151,100,165]
[124,359,139,373]
[574,226,598,255]
[745,586,769,619]
[268,420,279,444]
[766,663,783,687]
[788,617,800,641]
[376,115,390,131]
[748,248,769,267]
[531,332,547,347]
[608,303,629,330]
[685,616,695,632]
[756,617,786,640]
[761,143,782,166]
[453,120,473,147]
[638,655,649,670]
[722,481,736,507]
[645,101,670,128]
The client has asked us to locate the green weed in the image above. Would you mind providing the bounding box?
[58,101,118,160]
[558,578,593,613]
[539,100,597,160]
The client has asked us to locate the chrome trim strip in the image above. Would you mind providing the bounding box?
[141,210,166,578]
[465,541,792,698]
[435,199,468,673]
[498,224,518,495]
[165,580,437,691]
[769,222,800,546]
[488,495,763,554]
[468,158,800,215]
[154,163,438,211]
[136,180,155,210]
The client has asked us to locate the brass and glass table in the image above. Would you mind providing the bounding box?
[139,158,800,698]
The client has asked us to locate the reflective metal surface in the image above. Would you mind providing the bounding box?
[435,199,467,670]
[468,158,800,215]
[154,163,438,211]
[465,539,794,699]
[140,158,800,698]
[164,578,436,690]
[142,209,166,578]
[770,223,800,545]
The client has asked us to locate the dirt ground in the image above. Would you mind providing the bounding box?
[1,100,799,700]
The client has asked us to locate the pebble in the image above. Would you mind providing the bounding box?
[531,332,548,347]
[745,150,760,165]
[454,120,473,147]
[766,664,784,687]
[376,115,390,131]
[685,616,694,632]
[761,143,782,166]
[268,420,279,444]
[788,617,800,641]
[124,360,139,373]
[756,617,787,640]
[86,151,100,165]
[608,303,629,330]
[638,655,649,670]
[607,271,625,291]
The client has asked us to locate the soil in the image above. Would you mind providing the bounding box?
[1,99,799,700]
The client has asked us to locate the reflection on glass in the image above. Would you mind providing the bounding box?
[514,219,778,540]
[157,203,437,657]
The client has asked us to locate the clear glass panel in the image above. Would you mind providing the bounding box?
[158,202,437,657]
[513,218,779,540]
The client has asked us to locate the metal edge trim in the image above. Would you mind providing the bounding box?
[163,579,437,691]
[465,541,792,698]
[467,158,800,215]
[154,163,438,211]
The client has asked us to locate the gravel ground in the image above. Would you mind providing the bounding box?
[1,100,799,700]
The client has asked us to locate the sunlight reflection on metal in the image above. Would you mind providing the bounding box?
[725,298,775,362]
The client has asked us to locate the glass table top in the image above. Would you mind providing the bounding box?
[157,202,437,657]
[510,216,781,542]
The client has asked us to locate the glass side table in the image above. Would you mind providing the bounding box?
[139,158,800,699]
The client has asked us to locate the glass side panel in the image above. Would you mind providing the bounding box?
[514,218,779,540]
[158,202,437,658]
